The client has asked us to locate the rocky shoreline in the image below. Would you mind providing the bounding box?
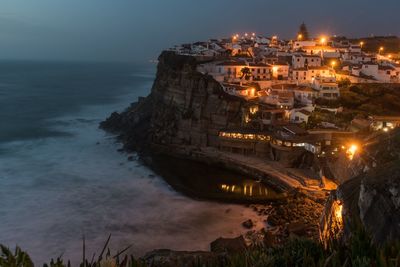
[100,51,400,265]
[99,51,331,259]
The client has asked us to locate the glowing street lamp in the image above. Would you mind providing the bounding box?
[297,34,303,40]
[379,46,384,54]
[320,36,327,45]
[359,41,364,48]
[331,60,337,69]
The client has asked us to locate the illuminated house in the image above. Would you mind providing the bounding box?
[260,90,294,109]
[289,109,312,124]
[271,63,290,80]
[311,76,340,100]
[221,83,258,99]
[292,54,322,69]
[292,66,335,83]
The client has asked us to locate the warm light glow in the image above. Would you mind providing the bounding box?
[379,46,384,52]
[248,87,256,97]
[297,34,303,40]
[360,41,364,47]
[320,36,327,44]
[252,32,255,36]
[346,144,358,160]
[272,35,278,40]
[388,54,392,59]
[331,60,337,68]
[272,66,279,72]
[245,33,248,37]
[383,127,389,132]
[249,106,259,114]
[334,201,343,225]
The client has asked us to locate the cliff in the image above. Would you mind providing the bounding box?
[320,128,400,245]
[101,51,244,153]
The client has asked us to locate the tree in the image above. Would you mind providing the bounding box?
[298,23,310,40]
[240,67,252,80]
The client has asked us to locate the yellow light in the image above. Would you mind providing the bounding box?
[334,201,343,225]
[379,46,384,52]
[360,41,364,46]
[320,36,327,44]
[272,35,278,40]
[388,54,392,58]
[298,34,303,40]
[383,127,389,132]
[331,60,337,67]
[272,66,279,72]
[346,144,358,160]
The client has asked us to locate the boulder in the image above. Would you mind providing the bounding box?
[210,236,246,253]
[241,219,254,229]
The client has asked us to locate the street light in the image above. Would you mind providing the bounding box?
[359,41,364,49]
[379,46,384,54]
[320,36,327,45]
[298,34,303,40]
[331,60,337,69]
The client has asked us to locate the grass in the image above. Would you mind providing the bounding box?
[1,226,400,267]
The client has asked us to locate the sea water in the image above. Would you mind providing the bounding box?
[0,61,261,265]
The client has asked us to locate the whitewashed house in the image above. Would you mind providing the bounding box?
[290,109,312,124]
[311,77,340,100]
[293,86,315,105]
[292,54,322,69]
[292,66,334,83]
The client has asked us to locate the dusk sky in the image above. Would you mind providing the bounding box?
[1,0,399,62]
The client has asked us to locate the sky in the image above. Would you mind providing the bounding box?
[0,0,399,63]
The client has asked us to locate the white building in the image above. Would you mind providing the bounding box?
[292,66,335,83]
[271,63,289,80]
[290,109,312,124]
[293,86,316,105]
[292,40,317,50]
[292,54,322,69]
[311,77,340,100]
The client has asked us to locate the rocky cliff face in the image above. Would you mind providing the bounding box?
[321,129,400,245]
[101,51,244,153]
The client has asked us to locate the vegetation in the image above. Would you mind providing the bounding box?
[339,84,400,116]
[2,227,400,267]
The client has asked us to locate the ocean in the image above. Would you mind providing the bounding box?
[0,61,260,265]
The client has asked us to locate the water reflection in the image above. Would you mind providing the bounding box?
[220,180,269,197]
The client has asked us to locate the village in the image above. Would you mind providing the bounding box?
[168,24,400,181]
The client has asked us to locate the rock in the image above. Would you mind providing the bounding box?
[263,231,276,247]
[320,129,400,245]
[287,221,308,236]
[267,215,281,227]
[210,236,246,253]
[242,219,254,229]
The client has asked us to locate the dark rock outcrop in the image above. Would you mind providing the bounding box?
[101,51,244,154]
[321,129,400,245]
[210,236,247,253]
